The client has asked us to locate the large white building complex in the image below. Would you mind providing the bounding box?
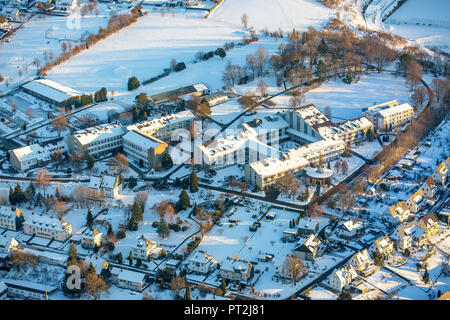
[68,123,126,158]
[364,100,414,132]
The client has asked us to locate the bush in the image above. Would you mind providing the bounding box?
[181,226,188,232]
[117,230,126,239]
[152,221,160,228]
[174,62,186,72]
[128,76,140,91]
[214,47,226,58]
[169,223,181,232]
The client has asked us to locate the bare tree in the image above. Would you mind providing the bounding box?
[135,191,149,210]
[283,255,304,285]
[241,13,248,28]
[34,168,51,189]
[256,47,269,77]
[109,153,129,174]
[52,200,67,219]
[257,79,268,97]
[84,272,109,300]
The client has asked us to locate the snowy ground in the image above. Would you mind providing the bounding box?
[384,0,450,54]
[208,0,335,32]
[350,139,383,160]
[46,8,279,95]
[0,3,130,92]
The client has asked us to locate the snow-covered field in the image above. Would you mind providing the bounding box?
[46,9,278,95]
[209,0,335,32]
[0,3,127,92]
[385,0,450,54]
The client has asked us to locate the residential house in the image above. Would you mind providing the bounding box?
[297,219,318,238]
[392,221,427,252]
[418,213,439,239]
[349,249,377,276]
[282,228,299,242]
[87,176,102,197]
[220,257,253,285]
[23,213,72,241]
[369,235,394,259]
[336,218,364,239]
[116,270,147,292]
[131,237,157,261]
[188,251,218,274]
[432,161,448,186]
[294,234,326,261]
[80,228,102,249]
[406,188,427,214]
[385,201,410,225]
[0,206,25,231]
[422,176,437,200]
[329,264,358,292]
[99,176,122,198]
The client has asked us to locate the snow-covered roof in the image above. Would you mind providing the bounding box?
[353,249,372,266]
[249,154,309,177]
[117,270,146,283]
[100,176,118,189]
[88,176,102,189]
[126,110,194,134]
[73,123,125,146]
[22,79,81,103]
[0,206,23,220]
[221,257,251,274]
[23,214,71,232]
[377,103,413,118]
[341,219,364,232]
[2,279,57,294]
[189,251,215,264]
[298,234,322,255]
[410,188,426,205]
[11,141,66,163]
[293,104,330,129]
[388,201,409,218]
[122,130,166,150]
[409,225,425,239]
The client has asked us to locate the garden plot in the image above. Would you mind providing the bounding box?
[306,285,338,300]
[364,268,408,295]
[0,3,124,91]
[209,0,335,32]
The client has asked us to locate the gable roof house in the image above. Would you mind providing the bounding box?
[406,188,427,214]
[369,235,394,259]
[188,251,218,275]
[294,234,326,261]
[329,264,358,292]
[9,140,67,172]
[349,249,377,276]
[336,218,365,239]
[99,176,122,198]
[385,201,410,225]
[297,219,319,238]
[418,213,439,239]
[116,269,147,292]
[220,257,254,286]
[80,228,102,249]
[421,176,438,200]
[432,161,448,186]
[131,237,157,261]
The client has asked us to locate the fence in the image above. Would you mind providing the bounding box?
[386,18,450,29]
